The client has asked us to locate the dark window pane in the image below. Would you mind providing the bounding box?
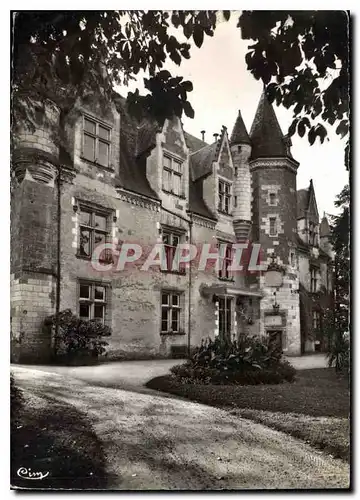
[79,209,92,226]
[161,320,168,332]
[172,294,179,306]
[84,118,96,134]
[94,214,107,231]
[83,134,96,161]
[98,140,109,166]
[172,235,179,247]
[79,303,90,320]
[225,197,230,213]
[98,125,110,140]
[163,233,170,244]
[162,309,168,321]
[225,183,230,194]
[94,304,105,322]
[162,293,169,305]
[80,284,90,299]
[172,309,179,331]
[94,286,105,301]
[79,229,91,257]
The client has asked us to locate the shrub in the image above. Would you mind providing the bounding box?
[44,309,112,363]
[170,336,296,385]
[11,373,24,425]
[327,330,350,375]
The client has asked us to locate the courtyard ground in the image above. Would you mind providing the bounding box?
[147,367,350,462]
[11,356,349,490]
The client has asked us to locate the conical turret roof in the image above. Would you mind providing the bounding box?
[250,89,288,159]
[230,110,251,145]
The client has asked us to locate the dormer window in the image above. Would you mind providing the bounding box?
[82,116,111,167]
[162,155,183,197]
[218,180,231,214]
[309,221,317,246]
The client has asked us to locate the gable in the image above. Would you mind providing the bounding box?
[308,183,319,222]
[216,126,233,180]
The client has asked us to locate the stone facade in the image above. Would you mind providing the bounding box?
[11,90,333,362]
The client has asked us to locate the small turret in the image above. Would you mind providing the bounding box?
[230,110,252,243]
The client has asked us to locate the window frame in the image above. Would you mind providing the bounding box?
[218,241,234,281]
[81,115,112,168]
[161,291,182,334]
[77,203,112,261]
[78,281,109,324]
[308,221,317,246]
[312,310,321,331]
[162,154,184,198]
[310,267,318,293]
[269,217,277,236]
[218,179,232,215]
[161,228,186,274]
[218,296,233,340]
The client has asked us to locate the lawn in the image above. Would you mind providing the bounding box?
[146,368,350,462]
[11,383,108,490]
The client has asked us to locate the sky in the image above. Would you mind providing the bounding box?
[124,11,349,217]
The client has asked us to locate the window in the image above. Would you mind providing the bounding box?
[269,217,277,236]
[290,251,296,267]
[234,167,238,177]
[218,180,231,214]
[218,297,232,341]
[78,205,110,260]
[162,229,184,273]
[218,242,233,280]
[269,193,276,206]
[234,196,237,208]
[309,221,317,246]
[79,282,108,323]
[310,268,317,293]
[82,116,111,167]
[313,310,320,330]
[161,292,181,333]
[162,155,183,196]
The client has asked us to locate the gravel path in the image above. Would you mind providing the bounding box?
[12,365,349,490]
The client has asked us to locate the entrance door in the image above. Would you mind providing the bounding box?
[219,297,232,341]
[268,330,283,352]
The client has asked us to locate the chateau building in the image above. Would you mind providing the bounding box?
[10,90,333,362]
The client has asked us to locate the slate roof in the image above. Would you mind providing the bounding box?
[113,94,159,200]
[230,110,251,145]
[297,189,309,219]
[184,131,208,153]
[250,90,290,160]
[320,216,331,237]
[189,178,217,220]
[189,142,218,181]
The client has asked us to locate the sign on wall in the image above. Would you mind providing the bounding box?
[264,270,283,288]
[264,315,283,326]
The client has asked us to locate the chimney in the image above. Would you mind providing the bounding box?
[213,133,219,141]
[201,130,205,141]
